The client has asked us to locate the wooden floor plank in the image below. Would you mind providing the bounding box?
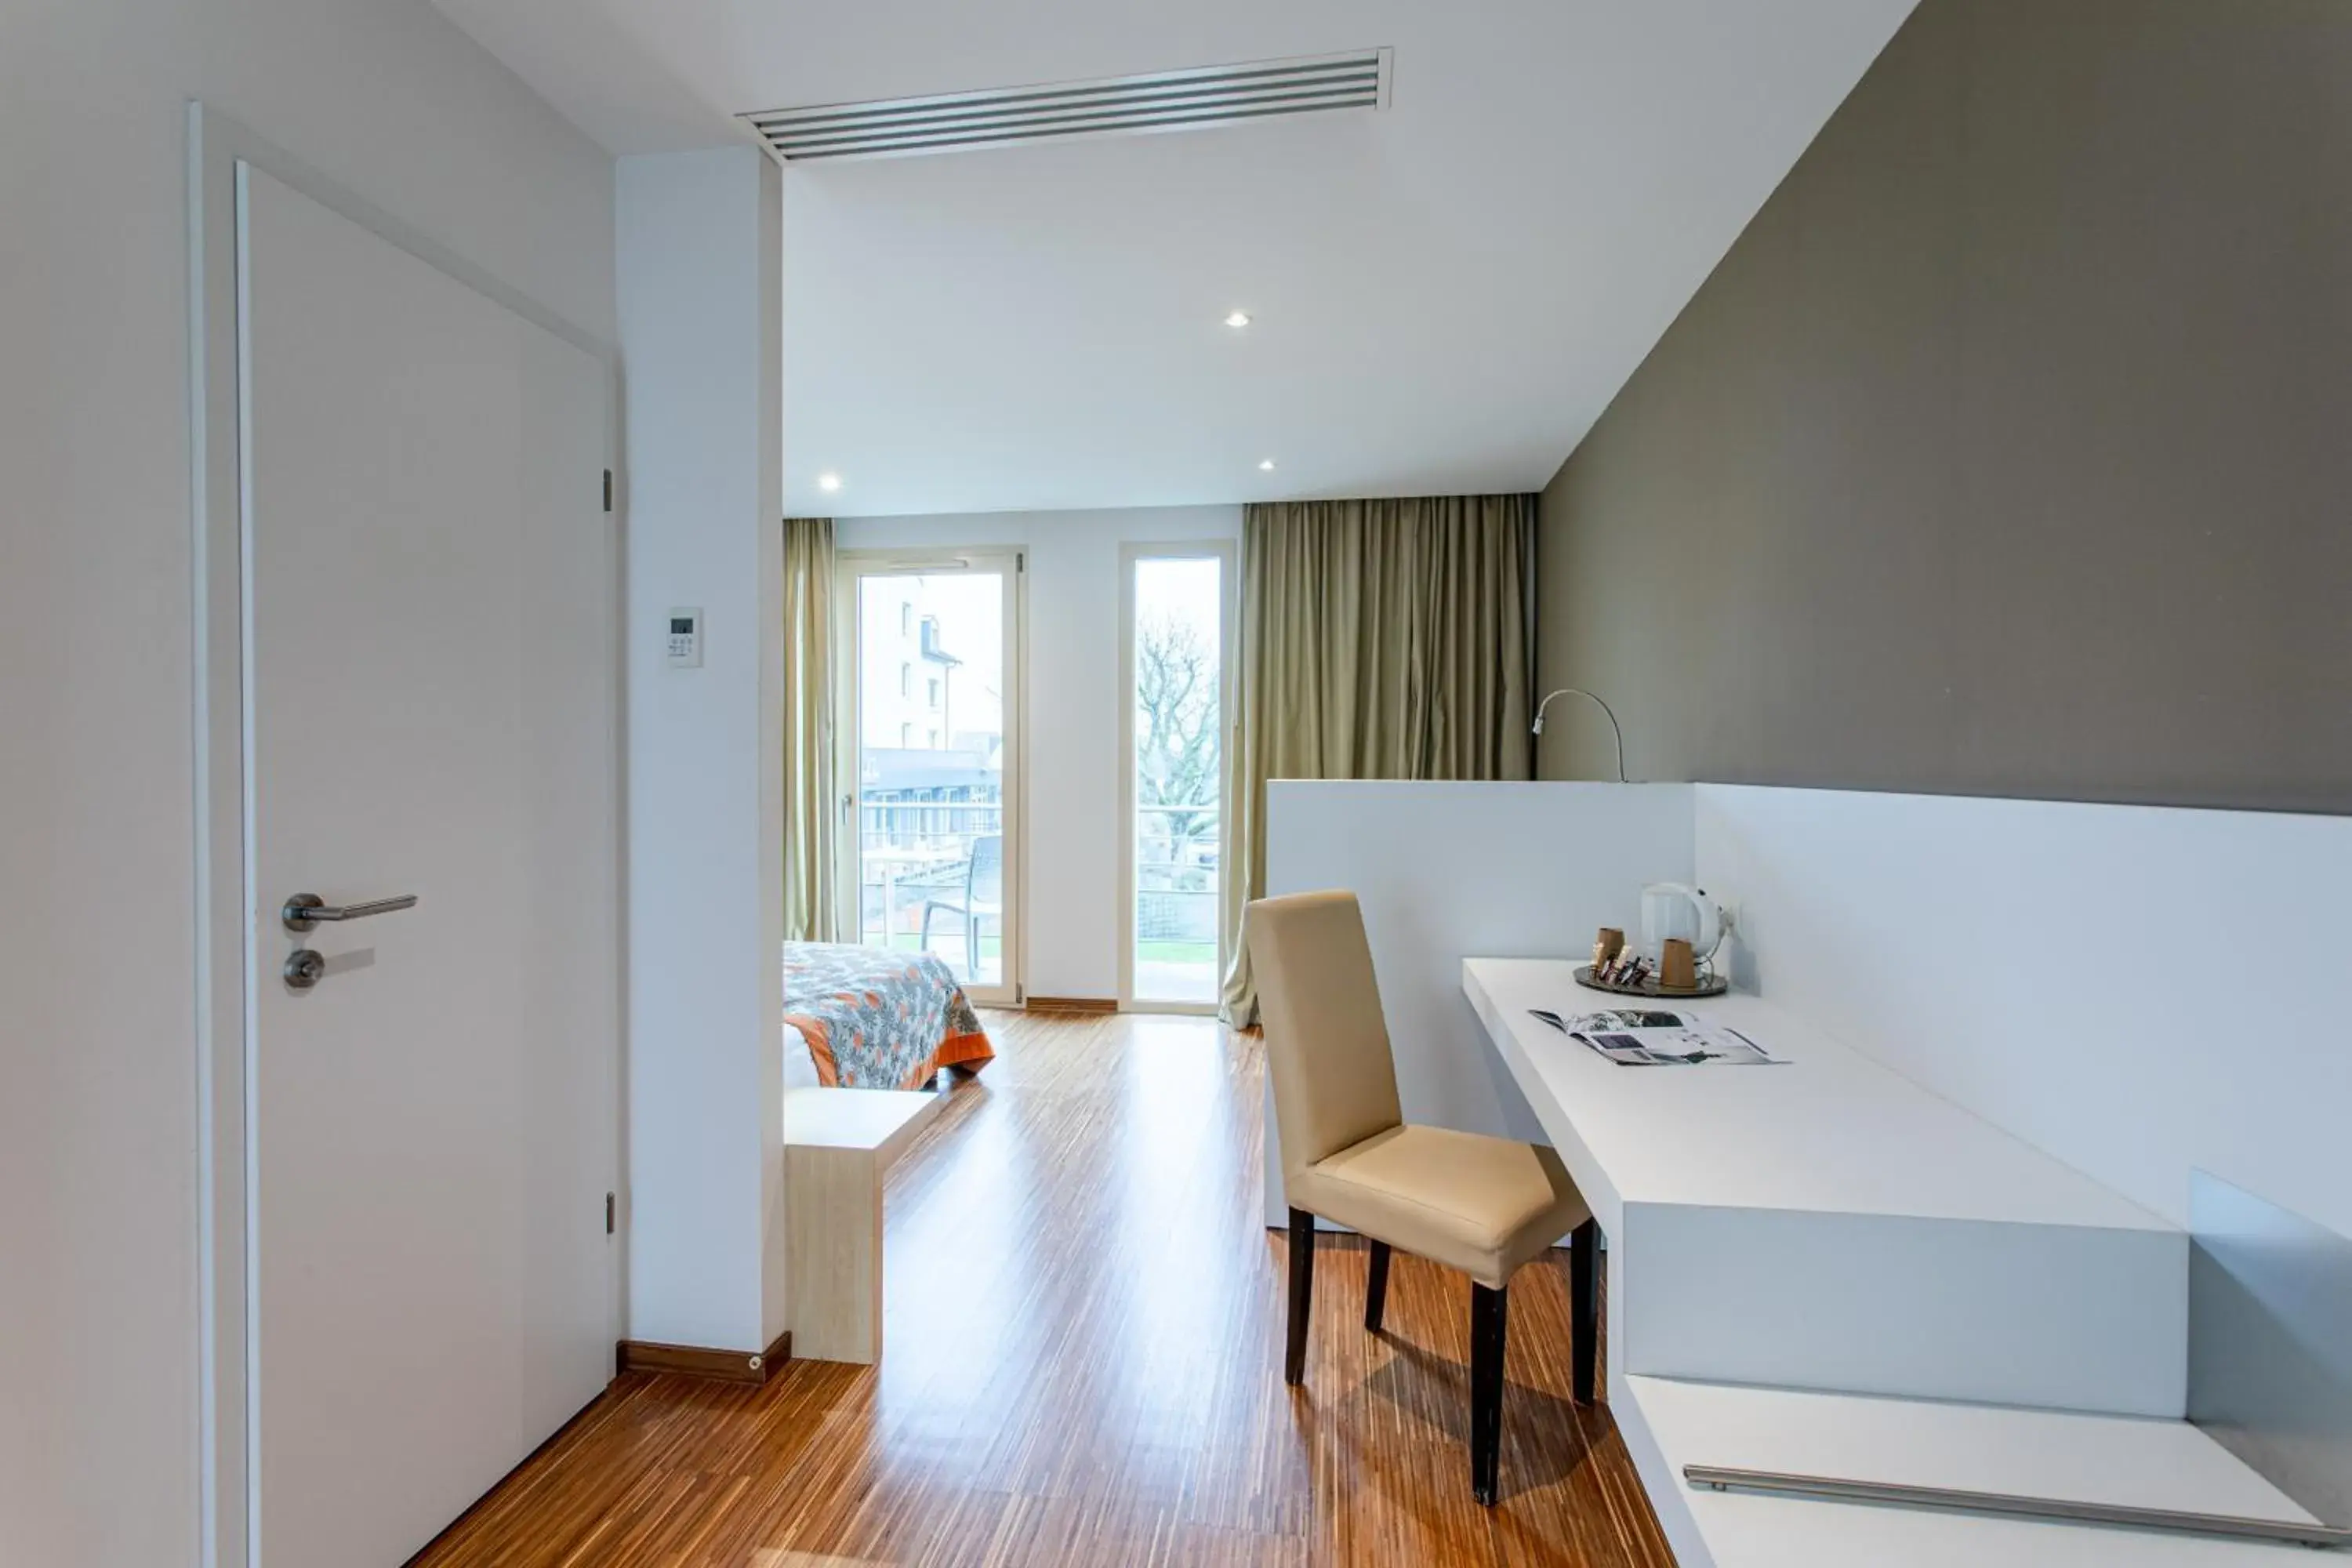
[413,1010,1675,1567]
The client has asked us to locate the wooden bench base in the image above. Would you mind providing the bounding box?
[783,1087,942,1364]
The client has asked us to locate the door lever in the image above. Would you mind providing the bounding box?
[282,892,419,934]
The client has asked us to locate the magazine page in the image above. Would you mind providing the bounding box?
[1530,1007,1780,1066]
[1559,1007,1705,1033]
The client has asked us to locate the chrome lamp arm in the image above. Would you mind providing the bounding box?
[1531,688,1628,783]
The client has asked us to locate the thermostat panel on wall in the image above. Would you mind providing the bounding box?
[666,608,702,668]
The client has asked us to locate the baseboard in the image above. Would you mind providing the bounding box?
[1025,995,1119,1014]
[615,1329,791,1385]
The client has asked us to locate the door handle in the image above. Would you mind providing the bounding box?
[282,892,419,933]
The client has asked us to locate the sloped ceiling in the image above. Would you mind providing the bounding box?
[435,0,1917,516]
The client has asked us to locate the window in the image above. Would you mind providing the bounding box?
[1123,547,1229,1008]
[844,557,1022,1000]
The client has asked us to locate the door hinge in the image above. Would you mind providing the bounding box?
[605,1192,616,1235]
[602,469,614,513]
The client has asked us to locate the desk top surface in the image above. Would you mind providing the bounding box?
[1464,957,2172,1232]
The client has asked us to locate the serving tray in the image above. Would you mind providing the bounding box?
[1572,963,1728,1000]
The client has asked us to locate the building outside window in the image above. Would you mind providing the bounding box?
[853,570,1009,981]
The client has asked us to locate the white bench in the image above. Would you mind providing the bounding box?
[782,1087,942,1364]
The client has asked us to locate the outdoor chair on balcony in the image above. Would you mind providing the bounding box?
[920,833,1003,981]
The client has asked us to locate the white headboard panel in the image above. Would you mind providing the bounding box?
[1695,785,2352,1242]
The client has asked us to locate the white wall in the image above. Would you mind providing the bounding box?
[617,147,788,1353]
[1696,786,2352,1247]
[837,506,1241,999]
[1261,781,1696,1225]
[0,5,615,1562]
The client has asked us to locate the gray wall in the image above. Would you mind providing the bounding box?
[1535,0,2352,812]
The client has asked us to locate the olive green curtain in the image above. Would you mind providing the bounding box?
[782,517,840,943]
[1219,495,1537,1022]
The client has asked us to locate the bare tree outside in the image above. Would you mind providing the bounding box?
[1134,611,1220,889]
[1130,554,1225,1000]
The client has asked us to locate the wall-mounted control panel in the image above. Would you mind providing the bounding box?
[666,608,703,669]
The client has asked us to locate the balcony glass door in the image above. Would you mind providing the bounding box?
[835,552,1021,1006]
[1121,544,1232,1010]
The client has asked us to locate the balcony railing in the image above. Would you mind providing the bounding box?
[851,797,1223,951]
[1135,801,1220,943]
[858,797,1001,850]
[855,799,1000,951]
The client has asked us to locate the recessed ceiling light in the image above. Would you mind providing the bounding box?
[817,473,843,492]
[1225,310,1252,328]
[1258,459,1276,471]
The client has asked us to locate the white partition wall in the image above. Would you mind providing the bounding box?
[1694,786,2352,1244]
[618,147,789,1355]
[1260,781,1693,1225]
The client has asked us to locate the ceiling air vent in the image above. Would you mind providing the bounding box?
[742,49,1392,164]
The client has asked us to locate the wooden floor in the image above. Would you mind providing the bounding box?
[414,1011,1676,1567]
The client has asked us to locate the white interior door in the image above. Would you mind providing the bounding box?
[238,164,619,1568]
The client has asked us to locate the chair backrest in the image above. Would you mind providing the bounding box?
[1245,890,1403,1184]
[967,833,1004,903]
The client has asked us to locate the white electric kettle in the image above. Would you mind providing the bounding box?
[1638,883,1725,964]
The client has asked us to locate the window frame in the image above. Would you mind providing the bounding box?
[1116,539,1238,1014]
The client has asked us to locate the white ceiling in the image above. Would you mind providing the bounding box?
[434,0,1917,517]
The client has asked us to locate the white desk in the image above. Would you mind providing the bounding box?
[1466,958,2183,1412]
[1462,958,2314,1568]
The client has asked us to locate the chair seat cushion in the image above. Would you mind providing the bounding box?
[1289,1124,1591,1289]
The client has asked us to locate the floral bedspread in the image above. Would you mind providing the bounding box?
[782,942,994,1089]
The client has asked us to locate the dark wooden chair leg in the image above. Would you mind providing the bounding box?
[1469,1280,1509,1506]
[1285,1207,1316,1385]
[1363,1240,1392,1332]
[1570,1217,1599,1405]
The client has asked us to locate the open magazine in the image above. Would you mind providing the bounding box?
[1529,1007,1782,1067]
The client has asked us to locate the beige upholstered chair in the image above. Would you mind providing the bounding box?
[1248,889,1598,1506]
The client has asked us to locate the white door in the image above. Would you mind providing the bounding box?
[238,165,619,1567]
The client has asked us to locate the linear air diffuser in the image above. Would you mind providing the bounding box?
[742,49,1392,163]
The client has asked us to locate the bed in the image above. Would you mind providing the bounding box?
[781,942,995,1090]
